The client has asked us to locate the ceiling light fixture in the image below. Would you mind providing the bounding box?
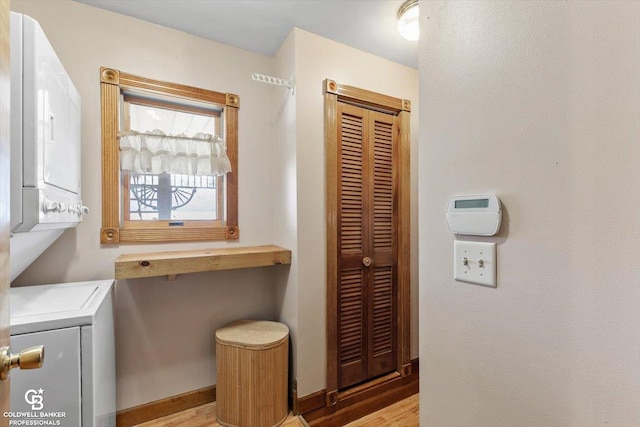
[397,0,419,41]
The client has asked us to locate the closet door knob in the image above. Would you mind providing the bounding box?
[362,257,372,267]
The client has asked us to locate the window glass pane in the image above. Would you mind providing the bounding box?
[129,102,218,136]
[124,102,222,222]
[128,173,220,221]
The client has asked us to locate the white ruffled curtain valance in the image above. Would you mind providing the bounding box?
[119,129,232,176]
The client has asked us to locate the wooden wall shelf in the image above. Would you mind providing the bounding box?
[115,245,292,280]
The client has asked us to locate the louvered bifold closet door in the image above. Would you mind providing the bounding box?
[337,103,370,389]
[367,111,397,378]
[337,103,399,389]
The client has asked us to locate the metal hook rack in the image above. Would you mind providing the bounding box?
[251,73,295,95]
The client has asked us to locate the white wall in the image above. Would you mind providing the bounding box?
[11,0,279,410]
[272,29,299,381]
[419,2,640,426]
[292,28,420,396]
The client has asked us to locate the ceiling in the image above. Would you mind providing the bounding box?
[74,0,418,69]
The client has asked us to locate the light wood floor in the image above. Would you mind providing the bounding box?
[133,393,419,427]
[133,404,305,427]
[343,393,418,426]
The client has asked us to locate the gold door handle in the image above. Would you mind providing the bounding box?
[0,345,45,380]
[362,256,372,267]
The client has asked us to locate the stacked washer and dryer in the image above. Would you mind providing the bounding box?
[9,12,115,427]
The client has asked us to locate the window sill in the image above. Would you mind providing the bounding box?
[114,245,291,280]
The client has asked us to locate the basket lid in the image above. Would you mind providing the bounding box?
[216,320,289,349]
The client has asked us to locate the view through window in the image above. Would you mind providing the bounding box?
[123,99,224,222]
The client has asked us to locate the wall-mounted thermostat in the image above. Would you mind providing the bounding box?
[446,194,502,236]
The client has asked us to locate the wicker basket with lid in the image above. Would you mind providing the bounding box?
[215,320,289,427]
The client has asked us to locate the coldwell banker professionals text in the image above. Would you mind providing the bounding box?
[3,389,68,425]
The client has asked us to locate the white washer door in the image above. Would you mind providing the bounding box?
[10,327,81,427]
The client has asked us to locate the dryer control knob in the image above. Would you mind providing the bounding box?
[80,206,90,216]
[43,199,60,213]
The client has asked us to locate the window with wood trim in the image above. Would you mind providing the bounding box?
[99,67,239,244]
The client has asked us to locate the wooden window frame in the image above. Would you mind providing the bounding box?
[100,67,239,244]
[324,79,412,406]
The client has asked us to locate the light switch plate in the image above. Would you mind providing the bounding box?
[454,241,496,287]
